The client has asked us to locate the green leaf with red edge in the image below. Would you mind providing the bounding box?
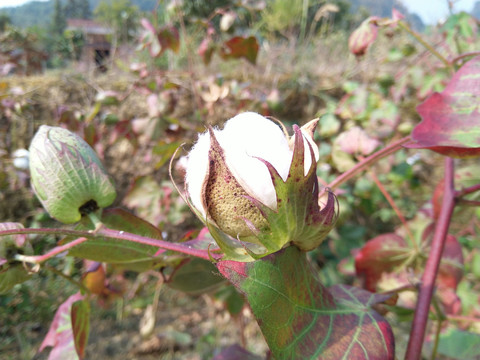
[408,55,480,158]
[39,292,90,360]
[158,26,179,54]
[354,233,410,292]
[140,19,179,57]
[220,36,259,64]
[217,246,395,360]
[71,298,90,358]
[63,208,166,272]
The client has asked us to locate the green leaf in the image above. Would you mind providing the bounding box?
[0,265,31,294]
[217,246,394,360]
[431,328,480,359]
[166,258,225,295]
[0,222,32,294]
[63,208,165,271]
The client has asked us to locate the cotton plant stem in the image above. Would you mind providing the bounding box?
[4,226,217,264]
[405,157,456,360]
[456,183,480,197]
[327,136,411,190]
[368,170,418,252]
[398,21,452,70]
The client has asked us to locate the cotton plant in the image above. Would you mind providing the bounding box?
[1,112,397,360]
[183,112,338,261]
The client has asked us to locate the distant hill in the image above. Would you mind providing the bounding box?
[0,0,156,28]
[349,0,424,31]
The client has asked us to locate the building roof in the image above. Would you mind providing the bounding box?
[66,19,113,35]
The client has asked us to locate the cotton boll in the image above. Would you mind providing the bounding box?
[217,112,293,209]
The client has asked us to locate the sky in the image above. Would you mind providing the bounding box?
[0,0,478,24]
[401,0,477,24]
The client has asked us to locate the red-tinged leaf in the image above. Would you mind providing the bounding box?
[213,344,264,360]
[335,126,380,156]
[198,37,215,65]
[409,56,480,158]
[355,233,409,292]
[220,36,259,64]
[71,299,90,358]
[82,261,106,295]
[438,235,464,290]
[432,178,445,220]
[157,26,180,54]
[39,292,90,360]
[140,19,179,57]
[217,246,395,360]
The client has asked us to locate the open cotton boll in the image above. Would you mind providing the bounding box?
[216,112,293,210]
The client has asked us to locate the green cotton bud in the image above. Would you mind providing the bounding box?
[29,125,116,224]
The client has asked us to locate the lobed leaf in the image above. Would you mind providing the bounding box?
[354,233,409,292]
[217,246,395,359]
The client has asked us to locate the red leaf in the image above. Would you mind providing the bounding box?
[39,292,90,360]
[355,233,409,292]
[409,56,480,158]
[220,36,259,64]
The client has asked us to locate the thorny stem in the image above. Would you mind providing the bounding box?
[398,21,453,71]
[4,226,219,265]
[405,157,455,360]
[327,136,411,190]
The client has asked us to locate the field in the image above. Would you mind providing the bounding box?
[1,4,480,360]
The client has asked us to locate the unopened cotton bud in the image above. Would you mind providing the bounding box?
[29,125,116,224]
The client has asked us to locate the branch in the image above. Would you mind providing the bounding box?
[455,183,480,198]
[405,157,456,360]
[327,136,411,190]
[1,226,219,264]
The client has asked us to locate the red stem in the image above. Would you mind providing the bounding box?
[405,157,456,360]
[456,183,480,197]
[0,227,217,263]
